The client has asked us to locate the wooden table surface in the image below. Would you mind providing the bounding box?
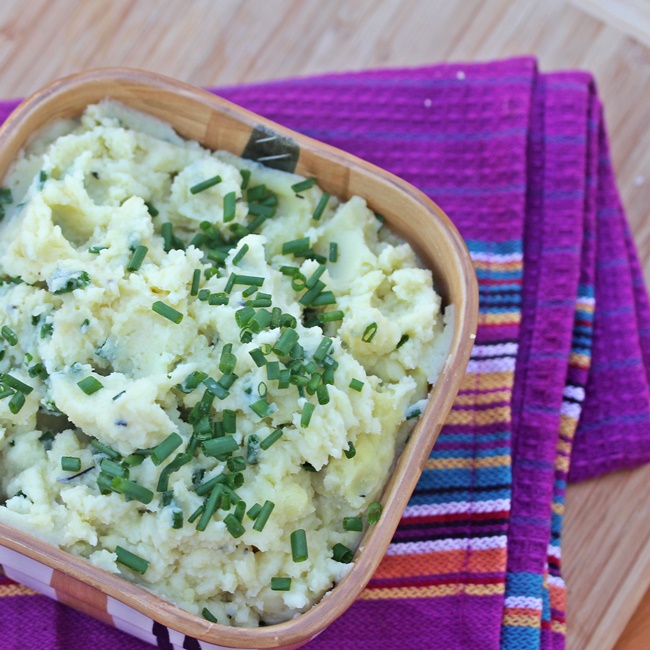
[2,0,650,648]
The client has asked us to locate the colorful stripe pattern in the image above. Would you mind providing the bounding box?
[2,58,650,650]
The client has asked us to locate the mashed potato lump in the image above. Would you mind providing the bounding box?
[0,102,447,626]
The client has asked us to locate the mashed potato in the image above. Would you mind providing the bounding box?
[0,102,447,626]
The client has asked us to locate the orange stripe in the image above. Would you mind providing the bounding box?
[504,607,542,618]
[360,582,505,600]
[425,455,510,470]
[460,371,514,392]
[446,406,510,426]
[549,583,566,612]
[0,583,37,596]
[374,547,507,580]
[478,312,521,326]
[503,614,540,628]
[473,260,523,271]
[569,352,590,369]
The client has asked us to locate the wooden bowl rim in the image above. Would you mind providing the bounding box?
[0,67,478,648]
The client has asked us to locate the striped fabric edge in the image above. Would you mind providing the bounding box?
[362,241,521,604]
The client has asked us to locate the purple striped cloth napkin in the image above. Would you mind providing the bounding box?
[1,56,649,650]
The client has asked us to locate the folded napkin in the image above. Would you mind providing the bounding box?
[1,56,649,650]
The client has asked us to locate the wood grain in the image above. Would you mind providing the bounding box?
[0,0,647,647]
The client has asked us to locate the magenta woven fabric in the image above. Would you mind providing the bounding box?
[0,57,649,650]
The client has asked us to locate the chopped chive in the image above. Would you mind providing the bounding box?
[316,384,330,405]
[375,212,385,224]
[290,529,308,562]
[223,191,237,222]
[319,310,344,323]
[406,406,421,420]
[77,376,103,395]
[312,192,330,221]
[280,313,297,329]
[188,505,204,524]
[349,379,364,392]
[0,187,13,204]
[266,361,280,381]
[189,175,222,194]
[249,348,267,368]
[235,306,255,328]
[247,503,262,520]
[260,428,283,450]
[291,273,306,291]
[246,184,267,201]
[224,273,236,293]
[115,546,149,575]
[126,245,148,272]
[246,433,260,465]
[1,373,33,395]
[311,291,336,306]
[278,368,291,389]
[273,329,299,356]
[240,169,251,190]
[343,516,363,532]
[362,322,378,343]
[345,441,356,459]
[209,292,229,306]
[178,371,208,394]
[202,607,218,623]
[253,500,275,532]
[329,242,338,262]
[151,433,183,466]
[396,334,410,349]
[232,243,249,266]
[100,458,129,479]
[198,289,210,301]
[219,411,235,436]
[282,237,310,255]
[207,248,229,264]
[88,246,106,254]
[195,474,227,497]
[247,202,275,218]
[190,269,201,296]
[90,439,121,461]
[1,326,17,346]
[301,402,315,427]
[271,577,292,591]
[242,285,257,298]
[61,456,81,472]
[312,338,332,364]
[202,435,238,458]
[51,270,91,294]
[218,373,238,390]
[227,456,246,473]
[305,265,326,289]
[144,201,159,217]
[152,301,183,324]
[299,281,325,307]
[279,265,299,276]
[196,484,223,531]
[246,296,272,308]
[111,477,154,504]
[291,178,316,193]
[250,398,271,418]
[157,453,192,492]
[332,543,354,564]
[172,508,184,529]
[258,382,267,398]
[367,501,383,524]
[234,499,246,522]
[233,274,264,287]
[0,387,14,400]
[161,222,174,252]
[224,513,245,538]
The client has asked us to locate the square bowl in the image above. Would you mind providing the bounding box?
[0,68,478,649]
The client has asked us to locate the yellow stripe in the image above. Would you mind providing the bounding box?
[556,439,572,455]
[576,301,595,313]
[0,583,37,597]
[360,583,505,600]
[503,614,541,628]
[479,312,521,326]
[454,390,511,406]
[569,352,590,369]
[555,455,570,473]
[551,620,567,635]
[558,413,578,438]
[552,502,564,515]
[425,455,511,470]
[460,371,515,392]
[446,406,510,426]
[473,260,523,271]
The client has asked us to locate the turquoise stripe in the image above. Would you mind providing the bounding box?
[502,627,540,649]
[465,239,523,255]
[475,268,523,281]
[408,487,511,506]
[418,466,511,489]
[577,283,595,299]
[430,447,510,460]
[436,430,511,444]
